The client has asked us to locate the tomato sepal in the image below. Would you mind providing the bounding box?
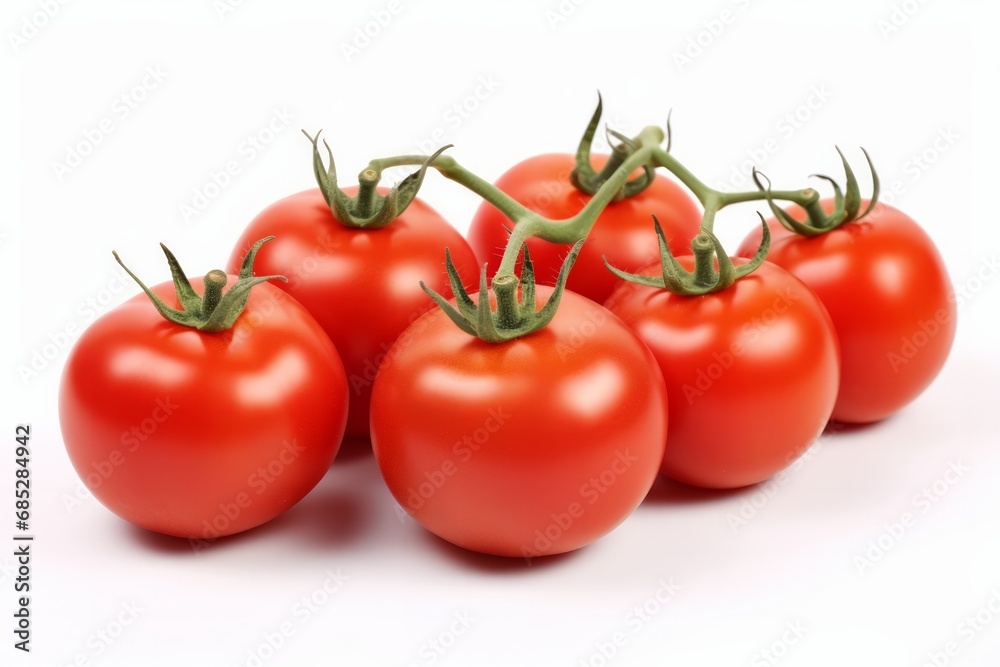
[113,236,286,332]
[302,129,445,229]
[754,147,881,236]
[422,241,584,343]
[569,93,657,200]
[605,215,770,296]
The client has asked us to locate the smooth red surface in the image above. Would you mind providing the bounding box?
[228,188,479,438]
[467,153,702,304]
[606,259,839,489]
[59,279,348,539]
[370,288,668,558]
[736,201,956,423]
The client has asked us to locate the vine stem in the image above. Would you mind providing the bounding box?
[369,125,822,281]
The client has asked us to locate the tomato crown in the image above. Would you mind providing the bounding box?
[754,147,880,237]
[302,129,445,230]
[113,236,286,332]
[606,215,771,296]
[569,93,657,201]
[422,241,584,343]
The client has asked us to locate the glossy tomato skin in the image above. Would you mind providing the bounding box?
[228,188,479,439]
[467,154,702,304]
[606,260,839,489]
[736,201,955,423]
[370,288,667,558]
[60,278,348,539]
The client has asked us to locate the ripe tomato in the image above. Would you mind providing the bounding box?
[467,154,702,304]
[60,277,348,539]
[370,287,667,558]
[736,200,955,423]
[228,188,479,439]
[605,259,839,489]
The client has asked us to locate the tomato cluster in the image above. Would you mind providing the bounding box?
[59,105,955,558]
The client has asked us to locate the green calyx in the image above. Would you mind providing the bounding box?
[570,93,657,201]
[113,236,286,332]
[303,129,444,229]
[422,241,585,343]
[755,147,881,237]
[605,215,770,296]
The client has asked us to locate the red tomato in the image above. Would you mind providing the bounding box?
[60,278,348,539]
[370,287,667,558]
[228,188,479,439]
[736,200,955,423]
[605,259,839,489]
[467,154,702,304]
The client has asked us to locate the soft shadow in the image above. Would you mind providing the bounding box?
[121,476,370,556]
[333,435,374,465]
[125,524,198,554]
[264,488,369,549]
[641,475,747,506]
[824,418,892,437]
[419,529,580,574]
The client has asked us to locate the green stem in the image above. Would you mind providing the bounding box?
[201,270,228,316]
[718,187,818,208]
[370,125,828,284]
[691,235,718,288]
[491,126,666,278]
[355,168,380,218]
[369,154,538,230]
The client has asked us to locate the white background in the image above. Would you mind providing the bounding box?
[3,0,999,665]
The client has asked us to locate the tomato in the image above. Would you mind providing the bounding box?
[60,277,348,539]
[736,200,955,423]
[467,154,702,304]
[228,188,479,439]
[605,259,839,489]
[370,287,667,558]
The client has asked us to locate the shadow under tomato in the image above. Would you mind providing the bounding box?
[641,475,748,506]
[122,474,371,556]
[824,417,892,437]
[418,529,580,575]
[332,435,374,465]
